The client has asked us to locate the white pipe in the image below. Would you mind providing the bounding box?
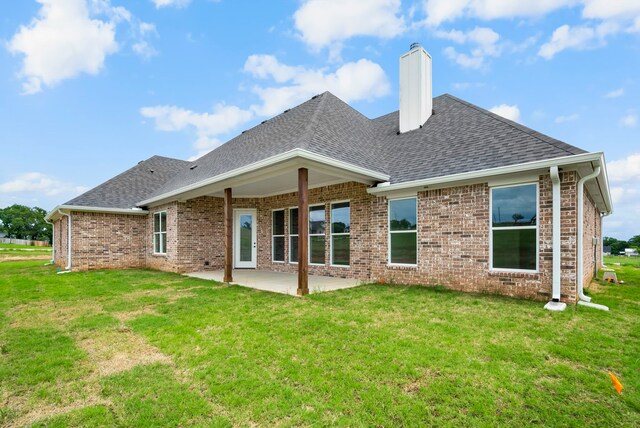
[600,212,610,267]
[577,166,601,302]
[57,209,72,272]
[550,166,561,302]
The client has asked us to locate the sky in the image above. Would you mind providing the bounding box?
[0,0,638,240]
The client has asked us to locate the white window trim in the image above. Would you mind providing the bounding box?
[309,203,326,266]
[288,206,298,265]
[330,200,350,268]
[388,197,418,267]
[153,211,167,255]
[489,182,539,273]
[271,208,285,263]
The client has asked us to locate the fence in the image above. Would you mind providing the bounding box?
[0,238,50,247]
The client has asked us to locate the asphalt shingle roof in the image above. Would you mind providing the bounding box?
[63,92,587,208]
[64,155,189,209]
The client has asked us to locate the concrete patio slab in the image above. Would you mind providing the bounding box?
[185,269,362,296]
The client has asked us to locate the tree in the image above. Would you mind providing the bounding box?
[512,213,524,224]
[628,235,640,248]
[603,236,629,255]
[0,205,52,242]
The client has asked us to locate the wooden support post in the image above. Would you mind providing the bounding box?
[297,168,309,296]
[224,187,233,283]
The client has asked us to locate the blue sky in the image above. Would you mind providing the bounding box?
[0,0,638,239]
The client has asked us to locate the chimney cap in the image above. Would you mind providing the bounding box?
[410,42,421,50]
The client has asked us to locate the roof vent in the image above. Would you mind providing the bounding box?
[241,130,247,134]
[190,165,198,170]
[284,109,290,113]
[311,94,320,100]
[149,169,154,173]
[261,120,267,124]
[138,160,144,164]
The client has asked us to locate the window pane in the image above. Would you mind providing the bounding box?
[240,214,252,262]
[160,212,167,232]
[310,236,325,264]
[390,199,417,231]
[161,233,167,254]
[390,232,417,264]
[331,202,350,233]
[290,236,298,263]
[332,235,350,265]
[154,234,160,253]
[153,214,160,233]
[289,208,298,234]
[272,210,284,236]
[492,185,537,227]
[273,236,285,261]
[309,206,325,234]
[492,229,536,270]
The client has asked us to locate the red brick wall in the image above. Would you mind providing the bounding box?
[582,190,602,287]
[61,174,585,302]
[369,172,578,303]
[70,212,146,271]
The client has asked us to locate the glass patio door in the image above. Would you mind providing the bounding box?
[234,209,257,268]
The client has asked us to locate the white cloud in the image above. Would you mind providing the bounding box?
[489,104,521,122]
[0,173,89,197]
[581,0,640,20]
[244,55,390,116]
[538,20,623,59]
[619,113,637,128]
[604,88,624,98]
[423,0,577,26]
[293,0,405,58]
[604,152,640,239]
[151,0,191,8]
[132,22,159,60]
[555,113,579,123]
[140,104,254,159]
[437,26,501,68]
[7,0,119,94]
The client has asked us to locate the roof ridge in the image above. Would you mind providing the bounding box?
[442,94,580,156]
[299,93,329,150]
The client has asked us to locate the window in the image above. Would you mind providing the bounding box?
[272,210,285,262]
[389,198,417,265]
[309,205,326,265]
[490,183,538,271]
[289,208,298,263]
[153,211,167,254]
[331,202,350,266]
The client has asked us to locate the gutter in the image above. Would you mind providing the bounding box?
[368,152,612,213]
[576,166,609,311]
[544,166,566,311]
[45,205,148,222]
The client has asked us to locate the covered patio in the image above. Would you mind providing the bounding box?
[186,269,362,296]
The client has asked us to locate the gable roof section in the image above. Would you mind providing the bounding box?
[144,92,388,202]
[63,155,189,209]
[372,94,586,184]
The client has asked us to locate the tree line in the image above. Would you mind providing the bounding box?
[0,204,52,242]
[603,235,640,255]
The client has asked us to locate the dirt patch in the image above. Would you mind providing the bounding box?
[6,396,111,428]
[0,255,51,262]
[112,308,158,322]
[77,329,172,377]
[9,300,104,329]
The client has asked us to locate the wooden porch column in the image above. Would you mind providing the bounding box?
[297,168,309,296]
[223,187,233,283]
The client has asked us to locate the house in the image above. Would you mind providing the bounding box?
[45,44,612,310]
[624,248,639,257]
[603,245,612,256]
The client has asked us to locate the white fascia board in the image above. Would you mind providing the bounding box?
[137,148,390,206]
[369,151,613,214]
[45,205,148,221]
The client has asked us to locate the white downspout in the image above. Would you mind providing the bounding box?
[576,167,608,311]
[545,166,566,311]
[600,212,610,267]
[58,209,72,273]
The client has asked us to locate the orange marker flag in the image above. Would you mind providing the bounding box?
[609,372,624,394]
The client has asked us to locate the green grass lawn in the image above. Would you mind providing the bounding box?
[0,261,638,426]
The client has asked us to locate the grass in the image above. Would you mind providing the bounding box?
[0,261,639,426]
[0,243,51,261]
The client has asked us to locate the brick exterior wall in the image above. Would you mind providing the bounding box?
[582,190,602,287]
[58,173,589,303]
